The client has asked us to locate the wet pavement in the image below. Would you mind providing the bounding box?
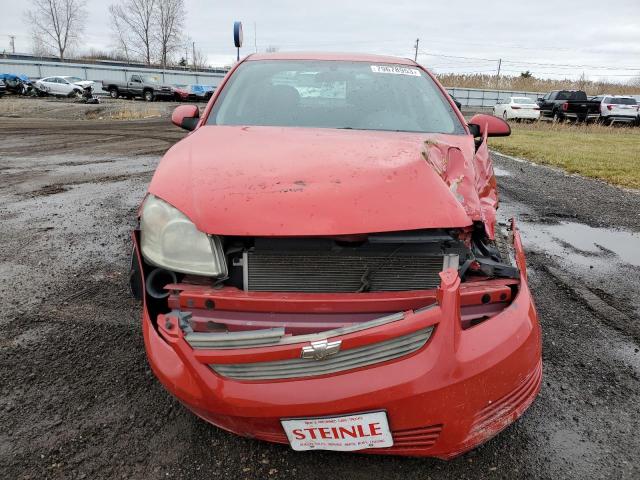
[0,119,639,479]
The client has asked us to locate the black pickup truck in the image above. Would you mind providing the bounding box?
[101,74,173,101]
[537,90,601,122]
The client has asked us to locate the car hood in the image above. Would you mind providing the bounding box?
[72,80,94,87]
[148,126,475,236]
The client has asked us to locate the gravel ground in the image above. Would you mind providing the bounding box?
[0,118,638,479]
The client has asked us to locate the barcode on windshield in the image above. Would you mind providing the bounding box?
[370,65,421,76]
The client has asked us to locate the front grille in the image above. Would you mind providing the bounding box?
[245,252,455,293]
[211,327,433,380]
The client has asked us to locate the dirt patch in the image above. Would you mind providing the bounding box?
[0,96,193,121]
[1,118,639,479]
[27,184,69,197]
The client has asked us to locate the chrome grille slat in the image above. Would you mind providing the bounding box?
[246,252,454,292]
[211,327,433,380]
[217,339,425,376]
[217,335,425,373]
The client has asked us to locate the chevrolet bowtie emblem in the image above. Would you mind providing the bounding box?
[301,339,342,360]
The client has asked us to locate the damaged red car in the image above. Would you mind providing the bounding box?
[130,52,541,459]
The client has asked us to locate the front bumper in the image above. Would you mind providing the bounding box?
[135,227,542,459]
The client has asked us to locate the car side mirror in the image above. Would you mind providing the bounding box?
[468,113,511,138]
[172,105,200,131]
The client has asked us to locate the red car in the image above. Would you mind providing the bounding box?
[131,52,541,459]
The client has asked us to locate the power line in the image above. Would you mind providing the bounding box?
[419,50,640,72]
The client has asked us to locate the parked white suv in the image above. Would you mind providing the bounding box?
[592,95,638,125]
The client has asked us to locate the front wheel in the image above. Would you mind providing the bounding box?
[143,90,155,102]
[552,111,563,123]
[502,110,508,121]
[109,87,119,99]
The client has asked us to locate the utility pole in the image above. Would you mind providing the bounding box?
[9,35,15,54]
[496,58,502,89]
[414,38,419,62]
[254,22,257,53]
[192,41,196,68]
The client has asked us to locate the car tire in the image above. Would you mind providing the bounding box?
[552,111,563,123]
[143,90,155,102]
[109,87,119,99]
[502,111,508,121]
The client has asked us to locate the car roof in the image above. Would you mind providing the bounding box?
[245,51,417,65]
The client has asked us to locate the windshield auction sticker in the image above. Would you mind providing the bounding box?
[370,65,421,76]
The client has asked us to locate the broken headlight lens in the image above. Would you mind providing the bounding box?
[140,195,227,277]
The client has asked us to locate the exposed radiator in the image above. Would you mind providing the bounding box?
[244,251,457,293]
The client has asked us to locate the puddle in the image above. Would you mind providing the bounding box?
[493,166,512,177]
[498,196,640,317]
[611,339,640,375]
[518,221,640,268]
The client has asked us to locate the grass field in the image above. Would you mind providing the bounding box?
[490,121,640,189]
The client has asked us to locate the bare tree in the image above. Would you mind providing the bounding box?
[108,5,132,62]
[192,48,208,70]
[155,0,184,68]
[25,0,87,60]
[185,38,208,70]
[108,0,156,65]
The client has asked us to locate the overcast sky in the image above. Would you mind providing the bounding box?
[1,0,639,82]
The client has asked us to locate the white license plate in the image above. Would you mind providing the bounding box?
[281,411,393,451]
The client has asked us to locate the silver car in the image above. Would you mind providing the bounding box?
[34,76,94,97]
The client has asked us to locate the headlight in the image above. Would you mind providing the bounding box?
[140,195,227,277]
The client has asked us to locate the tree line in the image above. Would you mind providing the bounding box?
[24,0,208,68]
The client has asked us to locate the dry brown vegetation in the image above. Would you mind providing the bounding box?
[436,73,640,95]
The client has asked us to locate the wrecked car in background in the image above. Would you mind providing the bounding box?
[34,76,95,98]
[130,52,542,459]
[0,73,33,96]
[172,84,215,102]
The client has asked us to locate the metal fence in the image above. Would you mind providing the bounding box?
[1,57,547,107]
[0,58,227,87]
[445,87,544,108]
